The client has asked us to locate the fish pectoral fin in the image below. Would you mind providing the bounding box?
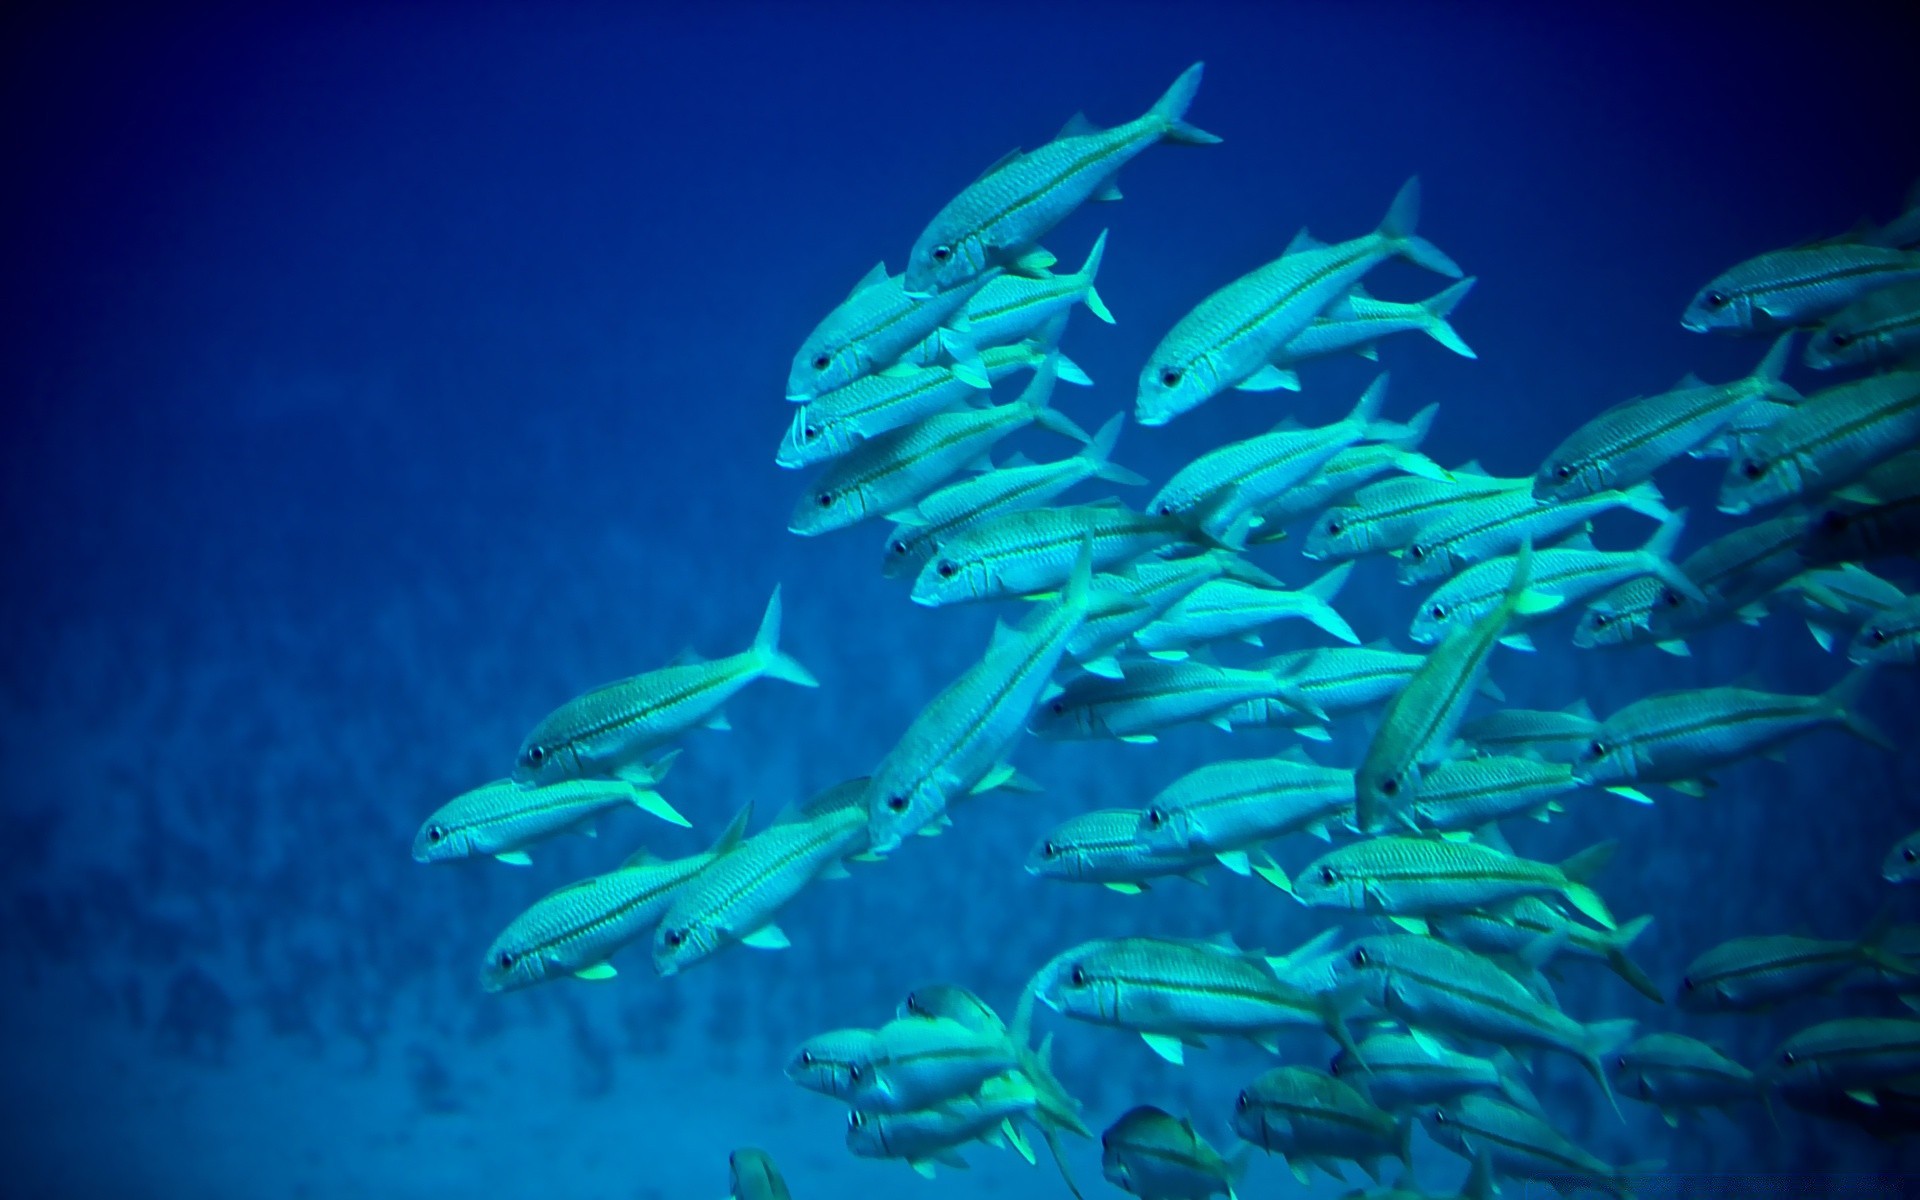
[1119,734,1159,745]
[740,924,791,951]
[1147,649,1189,661]
[1103,882,1146,895]
[1666,778,1713,797]
[1499,632,1537,652]
[1606,786,1655,805]
[703,710,732,731]
[1215,849,1253,876]
[1252,859,1292,893]
[1002,1119,1037,1164]
[1847,1088,1880,1106]
[1296,724,1333,742]
[631,790,692,828]
[1655,639,1692,657]
[1141,1032,1188,1065]
[1387,916,1430,934]
[1081,655,1125,679]
[1235,363,1302,392]
[1091,177,1123,203]
[816,859,854,882]
[494,851,533,866]
[573,962,618,981]
[1408,1027,1447,1058]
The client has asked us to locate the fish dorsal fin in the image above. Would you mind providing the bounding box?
[1201,931,1240,950]
[667,645,706,667]
[1057,111,1100,139]
[770,802,805,827]
[1674,372,1705,390]
[848,261,889,301]
[710,802,753,854]
[1453,458,1488,476]
[1557,524,1597,552]
[986,618,1019,657]
[1564,698,1594,718]
[805,776,870,817]
[1284,227,1324,254]
[620,847,660,869]
[975,147,1024,183]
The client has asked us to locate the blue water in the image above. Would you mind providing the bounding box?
[4,6,1918,1197]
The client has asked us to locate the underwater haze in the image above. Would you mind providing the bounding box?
[5,5,1920,1198]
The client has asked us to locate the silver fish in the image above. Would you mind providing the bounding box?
[1273,277,1477,370]
[1292,836,1617,927]
[1398,480,1669,586]
[965,230,1115,348]
[1134,752,1356,881]
[1330,1031,1536,1113]
[1677,923,1913,1013]
[1642,507,1820,654]
[1611,1034,1762,1126]
[1029,657,1319,744]
[1065,552,1277,679]
[779,358,988,469]
[786,1026,881,1098]
[845,1072,1039,1178]
[1420,1095,1650,1200]
[1682,241,1920,334]
[1101,1105,1247,1200]
[1229,1065,1411,1185]
[727,1148,793,1200]
[1769,1017,1920,1105]
[1027,808,1216,894]
[1805,278,1920,369]
[1420,902,1661,1004]
[1406,755,1590,833]
[1239,644,1427,741]
[1720,370,1920,515]
[1132,564,1358,655]
[787,262,994,401]
[1456,700,1600,764]
[414,768,686,867]
[1242,411,1441,536]
[1304,462,1527,562]
[911,501,1203,608]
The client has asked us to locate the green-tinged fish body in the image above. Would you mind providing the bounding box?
[1807,492,1920,568]
[900,983,1007,1032]
[1683,241,1920,334]
[1135,755,1356,864]
[1420,1095,1651,1200]
[1534,335,1797,501]
[792,360,1087,535]
[1305,467,1529,562]
[851,1015,1023,1113]
[845,1071,1039,1177]
[1806,278,1920,369]
[868,548,1094,851]
[1406,755,1585,833]
[1065,552,1274,676]
[1029,658,1318,743]
[1032,934,1358,1062]
[1425,901,1662,1004]
[1027,808,1218,892]
[1848,595,1920,666]
[1721,370,1920,515]
[1643,507,1819,649]
[787,263,995,401]
[515,588,817,784]
[728,1147,792,1200]
[1330,1032,1535,1112]
[1275,278,1477,367]
[1247,417,1441,534]
[1777,562,1910,653]
[1678,926,1914,1013]
[1100,1105,1247,1200]
[1577,668,1889,792]
[1134,565,1358,654]
[1138,179,1461,426]
[1769,1017,1920,1102]
[966,230,1115,348]
[912,501,1201,607]
[904,63,1217,296]
[1294,836,1617,927]
[785,1027,881,1098]
[1335,934,1634,1111]
[1458,701,1600,763]
[1229,1066,1411,1184]
[781,358,987,468]
[1612,1034,1762,1122]
[1357,543,1555,832]
[652,780,871,975]
[480,803,750,993]
[1885,830,1920,883]
[1399,481,1669,585]
[415,772,684,866]
[1241,644,1425,739]
[1410,513,1695,647]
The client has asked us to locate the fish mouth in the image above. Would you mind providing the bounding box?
[1680,318,1708,333]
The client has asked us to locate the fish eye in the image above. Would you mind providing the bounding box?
[1829,330,1854,348]
[1408,545,1426,560]
[1781,1051,1797,1067]
[931,244,953,263]
[1552,464,1572,480]
[1614,1055,1628,1071]
[1042,840,1058,858]
[1680,975,1695,991]
[1146,806,1166,828]
[1433,1108,1449,1125]
[1329,1053,1344,1074]
[1904,847,1916,863]
[1159,366,1183,388]
[1157,503,1175,517]
[1428,605,1446,620]
[664,929,686,948]
[1350,946,1369,967]
[427,824,446,843]
[1235,1090,1249,1112]
[1070,965,1088,987]
[496,951,515,969]
[803,424,820,440]
[936,560,958,578]
[886,794,909,813]
[1704,290,1729,310]
[1662,588,1684,608]
[526,745,546,764]
[848,1065,862,1083]
[1319,866,1337,884]
[800,1050,814,1066]
[1870,628,1889,646]
[1049,699,1066,714]
[1740,459,1766,480]
[1380,777,1399,797]
[1585,740,1608,761]
[1326,520,1343,535]
[811,353,831,372]
[817,492,835,508]
[890,539,909,555]
[847,1111,865,1129]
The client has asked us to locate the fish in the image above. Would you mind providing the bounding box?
[652,779,871,976]
[1398,480,1670,586]
[1030,933,1361,1064]
[785,1026,882,1099]
[1330,1032,1537,1113]
[1719,370,1920,515]
[910,501,1207,608]
[849,1014,1025,1114]
[1676,923,1914,1013]
[1272,277,1478,372]
[1028,657,1321,745]
[1291,836,1618,927]
[1405,755,1589,834]
[1356,542,1559,832]
[899,983,1008,1033]
[1238,644,1427,741]
[1137,178,1462,426]
[1641,507,1821,654]
[1610,1034,1764,1126]
[879,411,1147,578]
[1532,334,1798,501]
[779,357,989,469]
[1456,701,1601,764]
[1421,901,1662,1004]
[1229,1065,1412,1185]
[727,1148,793,1200]
[1148,374,1446,546]
[1100,1105,1248,1200]
[867,543,1094,851]
[1681,240,1920,334]
[414,769,686,867]
[1240,410,1442,536]
[1804,278,1920,369]
[1304,463,1529,563]
[1133,753,1357,878]
[787,262,995,401]
[1131,564,1359,655]
[1775,562,1909,653]
[478,803,751,993]
[1420,1096,1653,1199]
[1576,668,1891,799]
[1885,830,1920,884]
[1334,934,1635,1112]
[789,359,1089,536]
[1805,492,1920,569]
[1572,575,1664,651]
[1026,808,1219,894]
[845,1071,1040,1178]
[1408,512,1698,649]
[964,230,1115,348]
[1064,552,1278,678]
[513,587,817,785]
[904,63,1218,296]
[1768,1017,1920,1106]
[1689,395,1796,462]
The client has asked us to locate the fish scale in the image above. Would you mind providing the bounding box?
[1031,657,1316,742]
[480,850,716,992]
[1409,756,1581,831]
[1308,469,1529,561]
[1401,481,1666,584]
[912,502,1193,606]
[1027,808,1216,888]
[782,362,985,468]
[1138,756,1356,855]
[1685,242,1920,333]
[787,266,993,400]
[1297,836,1612,924]
[1722,370,1920,513]
[1046,938,1338,1042]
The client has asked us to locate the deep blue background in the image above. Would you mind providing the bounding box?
[4,5,1918,1197]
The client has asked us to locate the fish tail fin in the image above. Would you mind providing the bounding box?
[1021,357,1091,443]
[1081,414,1148,486]
[1076,229,1114,324]
[1348,371,1391,429]
[1824,666,1895,751]
[1378,176,1463,278]
[1754,331,1796,389]
[1063,534,1096,618]
[1149,62,1220,145]
[1605,915,1665,1004]
[1377,402,1439,452]
[752,585,820,687]
[1299,562,1360,644]
[1619,478,1671,521]
[1559,838,1619,885]
[1582,1018,1637,1119]
[1033,1120,1086,1200]
[1491,1049,1544,1112]
[1420,277,1478,357]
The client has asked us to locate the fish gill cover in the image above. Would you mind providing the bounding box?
[2,5,1920,1198]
